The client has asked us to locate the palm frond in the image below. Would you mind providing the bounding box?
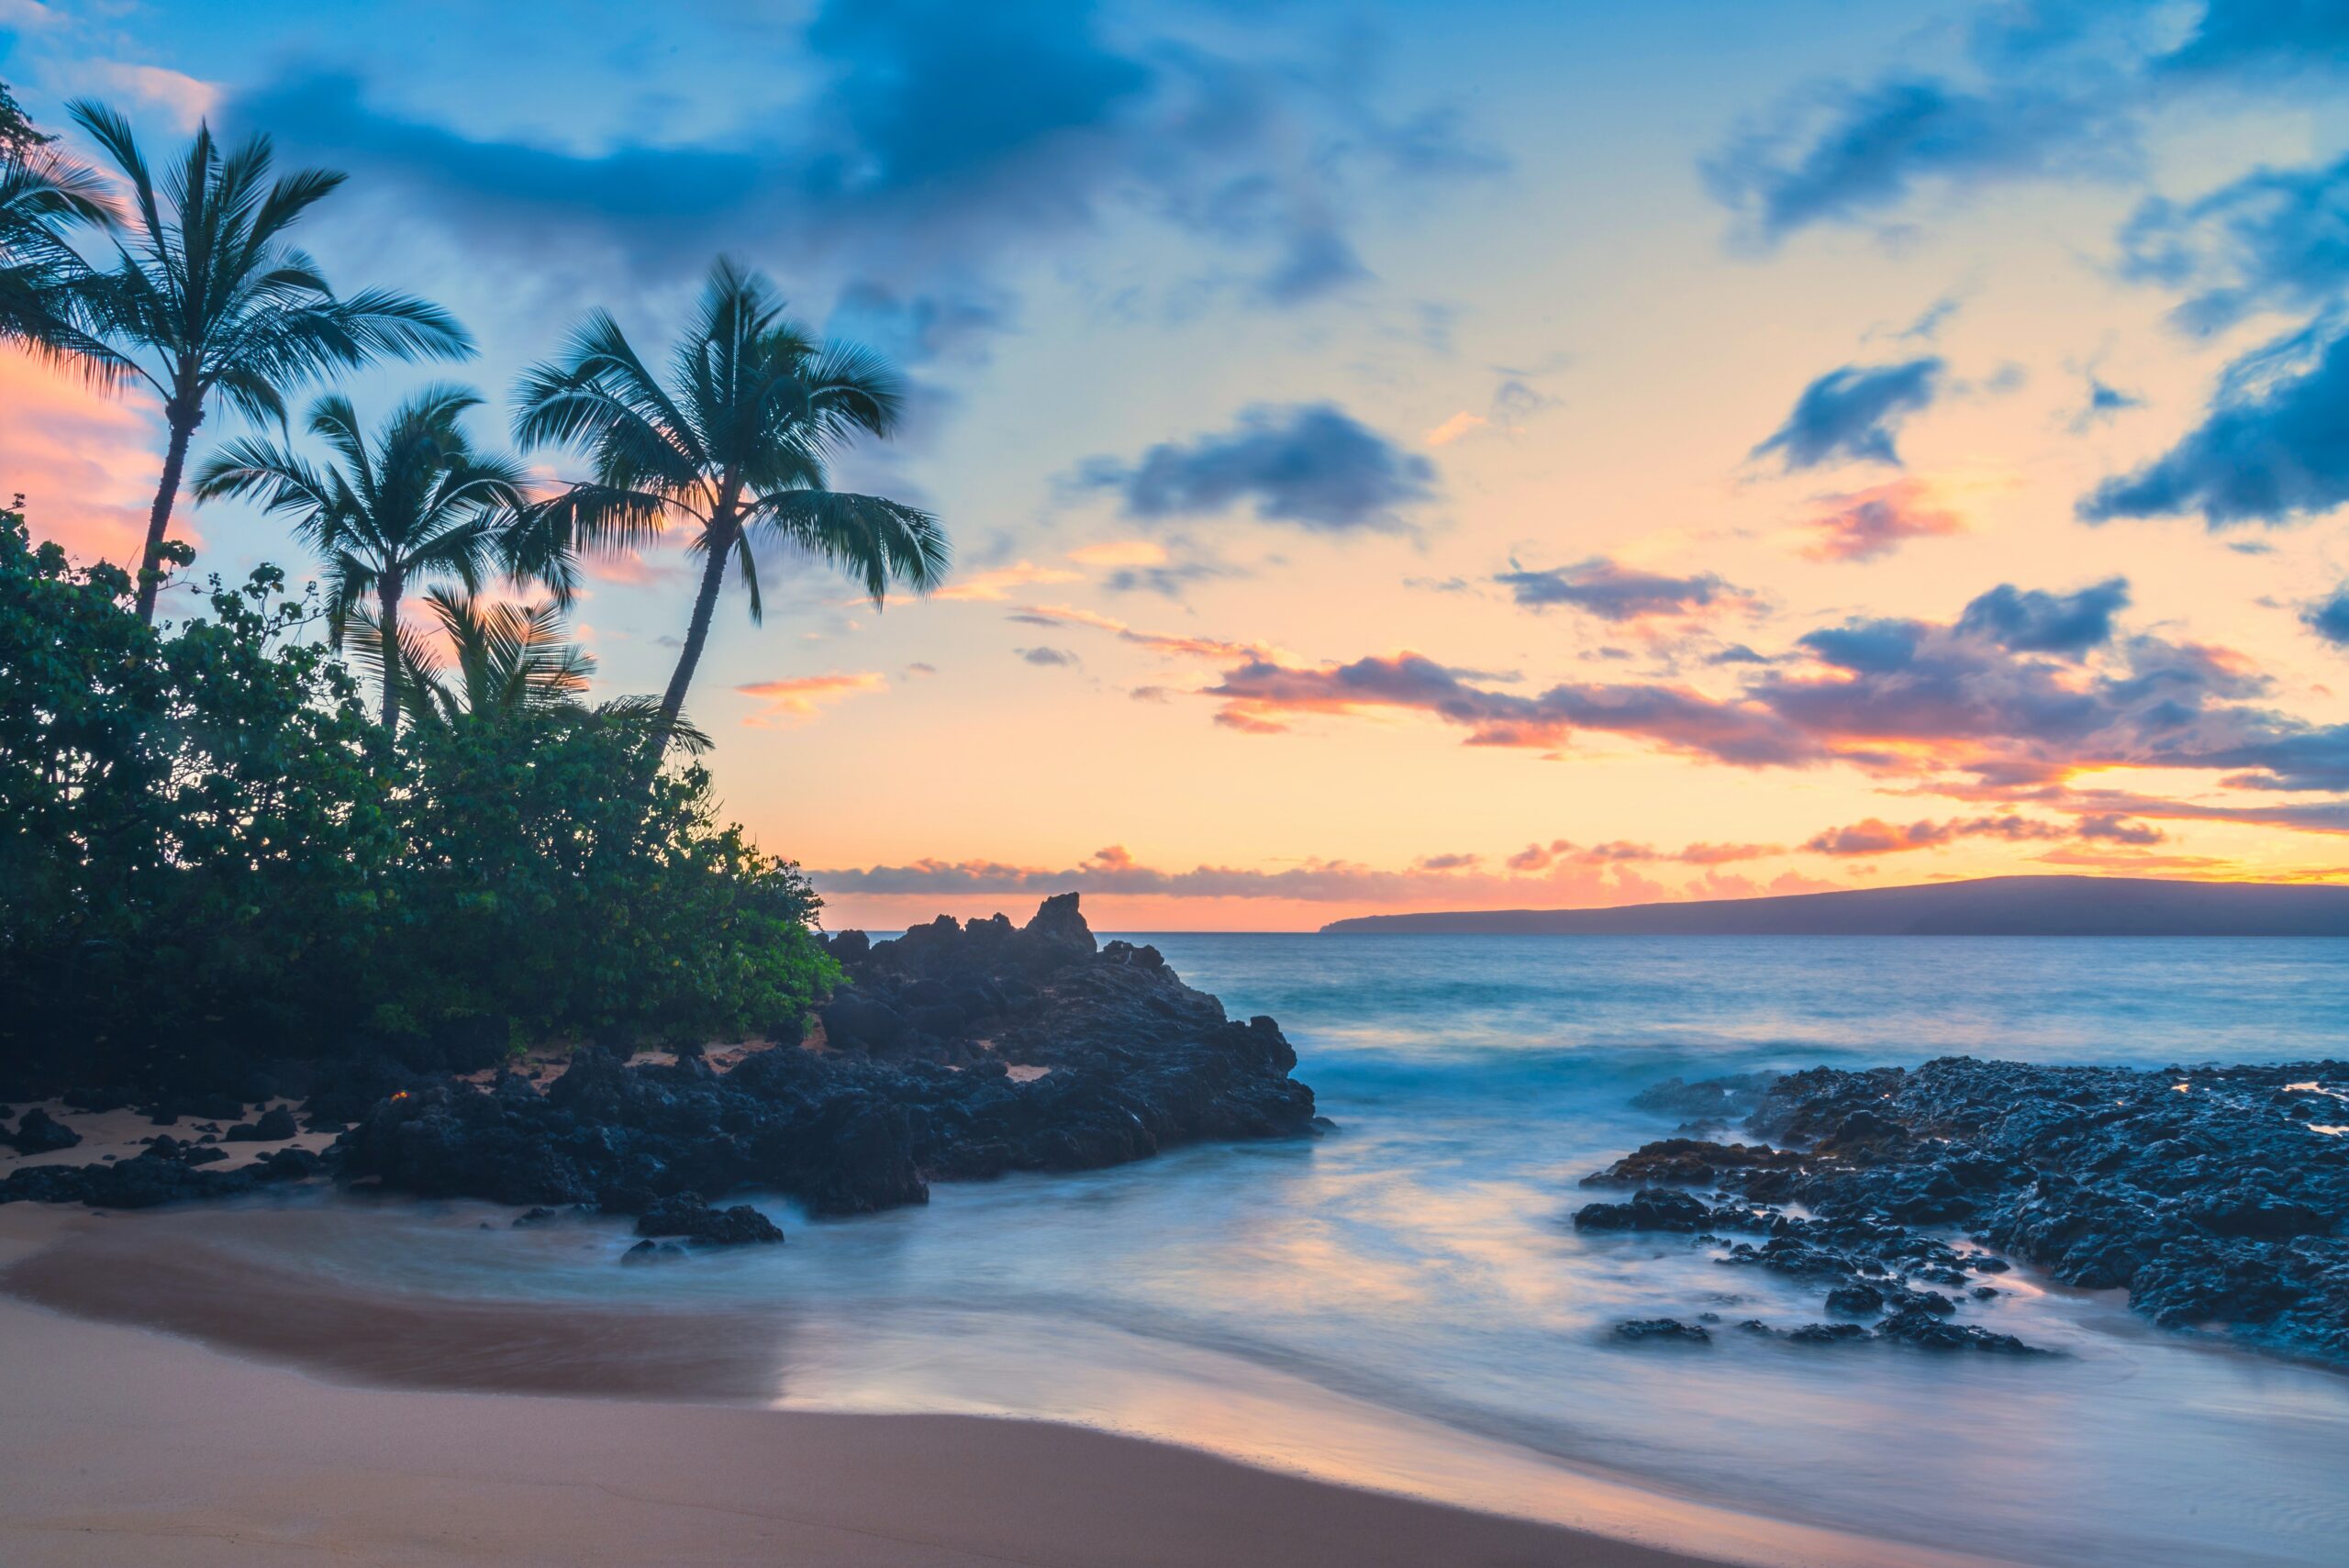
[748,489,950,603]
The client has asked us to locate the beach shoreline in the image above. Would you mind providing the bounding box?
[0,1202,2032,1568]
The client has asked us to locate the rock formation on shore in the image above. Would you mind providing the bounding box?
[1,895,1319,1220]
[1577,1057,2349,1362]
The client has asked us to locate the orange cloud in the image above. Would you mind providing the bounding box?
[1423,411,1487,446]
[933,561,1084,601]
[735,671,887,725]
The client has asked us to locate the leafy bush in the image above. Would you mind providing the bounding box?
[0,506,836,1095]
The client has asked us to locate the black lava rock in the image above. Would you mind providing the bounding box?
[634,1192,784,1247]
[1574,1187,1714,1231]
[621,1239,690,1265]
[320,895,1317,1223]
[1581,1056,2349,1363]
[1613,1317,1711,1343]
[6,1107,80,1155]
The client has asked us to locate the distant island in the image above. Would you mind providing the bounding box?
[1319,874,2349,936]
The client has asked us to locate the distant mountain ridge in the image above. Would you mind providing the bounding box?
[1318,875,2349,936]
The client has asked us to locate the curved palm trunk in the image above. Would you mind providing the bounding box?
[376,574,404,731]
[659,513,738,739]
[133,406,198,625]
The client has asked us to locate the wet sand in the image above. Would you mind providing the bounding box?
[0,1206,1727,1568]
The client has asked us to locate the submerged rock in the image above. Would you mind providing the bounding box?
[1613,1317,1712,1344]
[634,1193,784,1247]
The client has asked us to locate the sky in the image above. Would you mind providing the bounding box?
[6,0,2349,929]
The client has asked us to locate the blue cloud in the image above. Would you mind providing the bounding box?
[2154,0,2349,78]
[2078,323,2349,527]
[1496,558,1743,622]
[2117,152,2349,336]
[1704,76,2127,247]
[227,1,1500,354]
[1703,2,2349,249]
[1797,618,1926,673]
[2306,589,2349,648]
[1751,357,1944,471]
[2074,374,2143,429]
[1956,578,2131,655]
[1078,403,1435,534]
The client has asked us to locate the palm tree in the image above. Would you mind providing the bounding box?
[368,586,589,722]
[68,101,473,623]
[512,257,947,740]
[362,586,711,751]
[193,386,526,728]
[0,142,116,372]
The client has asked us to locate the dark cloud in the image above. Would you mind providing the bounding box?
[228,2,1501,359]
[1098,549,1235,598]
[1954,577,2130,656]
[1796,617,1927,673]
[1709,643,1775,665]
[2078,323,2349,527]
[1751,358,1944,471]
[1018,646,1079,666]
[1204,652,1820,765]
[1798,809,2163,855]
[1030,547,2349,826]
[1495,557,1748,622]
[1076,403,1435,534]
[2307,588,2349,648]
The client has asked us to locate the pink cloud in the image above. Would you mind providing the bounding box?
[1794,479,1964,563]
[0,355,173,567]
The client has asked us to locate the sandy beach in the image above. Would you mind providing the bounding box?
[0,1206,1729,1568]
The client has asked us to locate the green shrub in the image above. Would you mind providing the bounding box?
[0,506,836,1094]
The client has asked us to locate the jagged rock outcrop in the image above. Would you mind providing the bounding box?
[1574,1057,2349,1362]
[327,895,1316,1219]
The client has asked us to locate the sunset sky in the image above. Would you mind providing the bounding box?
[6,1,2349,929]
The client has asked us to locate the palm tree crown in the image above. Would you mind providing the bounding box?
[193,385,527,729]
[0,142,116,373]
[68,100,474,622]
[512,256,948,740]
[384,587,592,726]
[366,587,713,754]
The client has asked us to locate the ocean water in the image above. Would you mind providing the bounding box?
[121,938,2349,1568]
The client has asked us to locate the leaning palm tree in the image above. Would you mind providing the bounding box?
[0,143,117,372]
[512,257,947,740]
[69,101,473,623]
[193,385,527,728]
